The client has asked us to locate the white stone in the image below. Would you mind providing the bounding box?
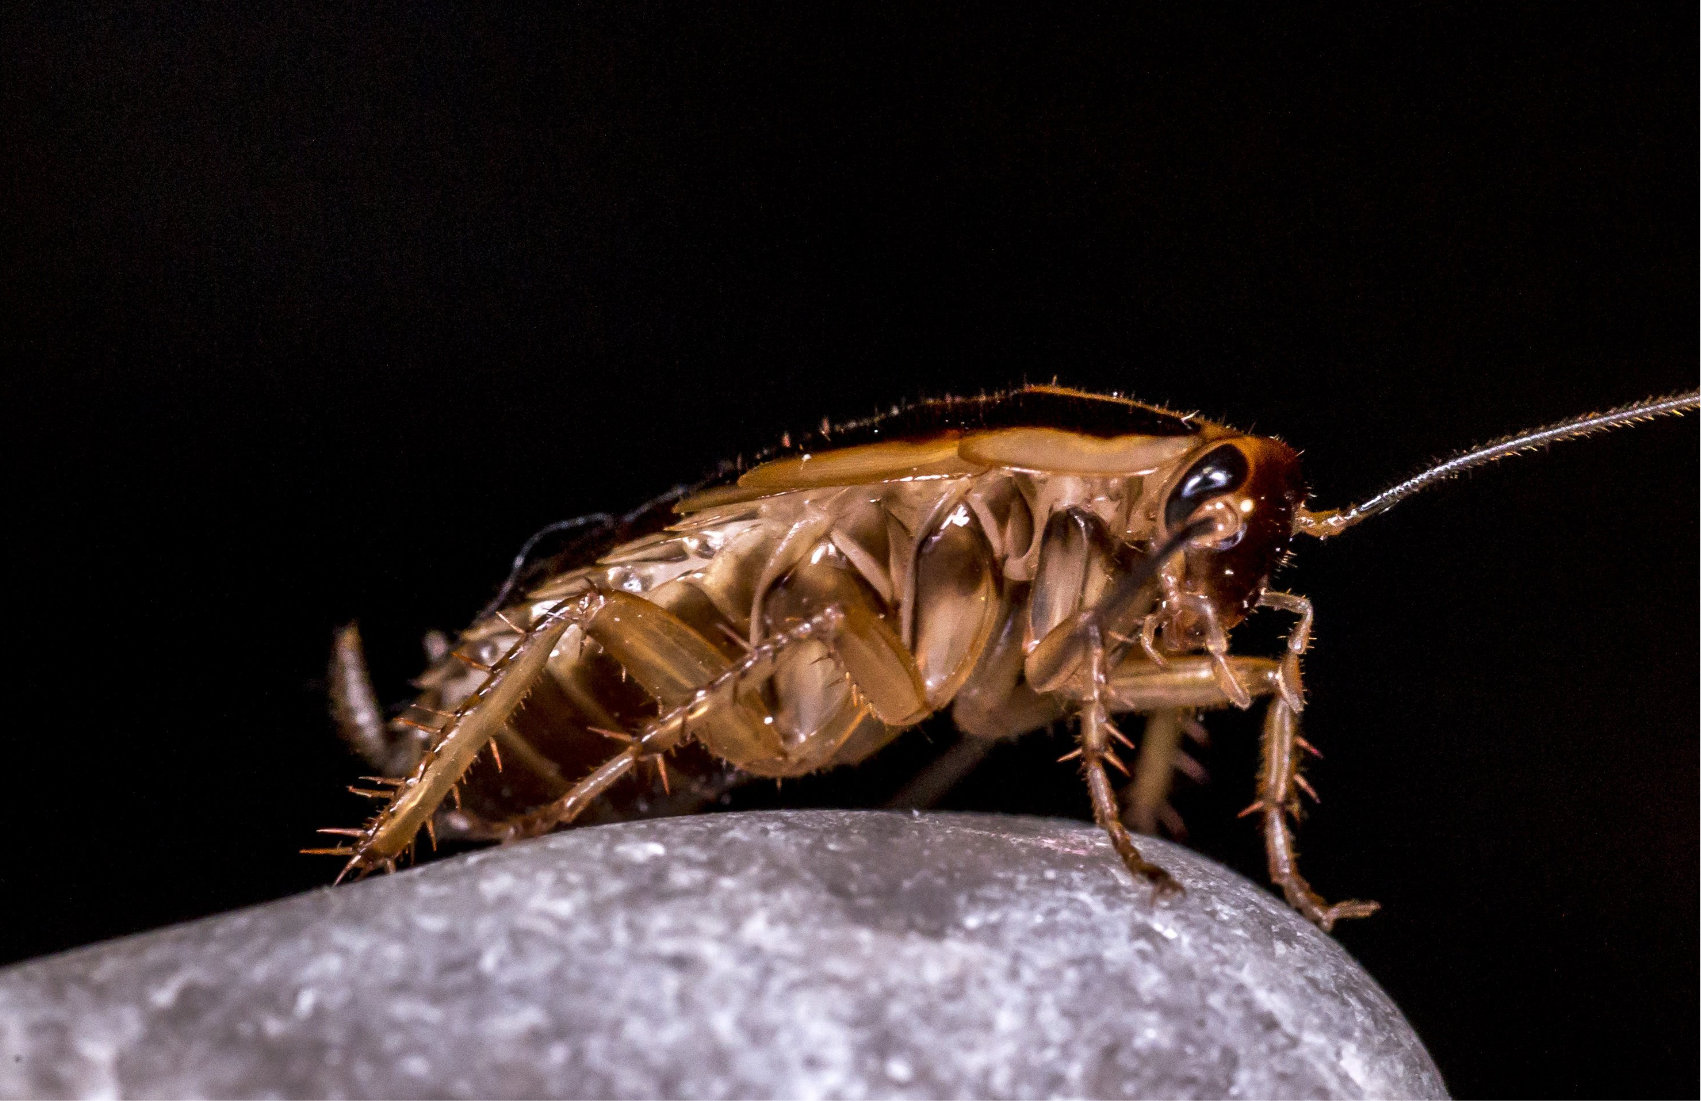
[0,811,1445,1099]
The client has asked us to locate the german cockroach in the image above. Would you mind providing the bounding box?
[318,385,1698,929]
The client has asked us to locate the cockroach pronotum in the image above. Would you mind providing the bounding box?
[319,384,1698,929]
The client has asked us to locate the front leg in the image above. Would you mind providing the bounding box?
[1109,648,1376,929]
[1255,695,1380,931]
[1257,589,1311,711]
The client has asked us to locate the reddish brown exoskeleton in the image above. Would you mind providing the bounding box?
[319,385,1698,929]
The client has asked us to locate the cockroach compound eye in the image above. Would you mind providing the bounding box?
[317,384,1698,931]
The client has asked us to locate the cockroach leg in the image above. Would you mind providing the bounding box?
[1257,694,1379,931]
[884,734,998,810]
[329,623,385,765]
[1107,648,1370,925]
[330,623,426,776]
[1080,627,1181,897]
[1257,590,1313,711]
[1258,590,1313,655]
[480,606,850,841]
[336,591,607,880]
[1123,708,1198,838]
[498,746,645,840]
[1137,613,1167,666]
[1106,653,1282,712]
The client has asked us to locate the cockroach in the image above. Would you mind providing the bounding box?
[317,384,1697,930]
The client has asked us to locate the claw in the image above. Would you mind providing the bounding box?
[1316,898,1381,932]
[1139,616,1169,666]
[1145,868,1185,901]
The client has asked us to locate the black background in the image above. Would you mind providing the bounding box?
[6,5,1696,1098]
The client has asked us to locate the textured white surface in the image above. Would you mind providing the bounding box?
[0,811,1445,1099]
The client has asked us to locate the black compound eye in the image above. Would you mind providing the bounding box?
[1165,444,1250,530]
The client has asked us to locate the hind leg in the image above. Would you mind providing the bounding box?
[325,591,610,878]
[473,602,861,840]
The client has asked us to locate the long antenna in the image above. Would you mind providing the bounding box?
[1295,389,1699,539]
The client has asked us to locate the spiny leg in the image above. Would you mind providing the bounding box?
[1252,695,1379,931]
[465,606,849,841]
[884,734,997,810]
[1259,590,1313,654]
[327,591,607,880]
[1070,626,1181,896]
[1254,588,1372,927]
[1123,708,1209,837]
[1257,590,1311,711]
[1158,577,1253,708]
[1107,653,1284,712]
[1108,648,1368,927]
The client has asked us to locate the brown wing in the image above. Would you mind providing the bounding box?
[678,386,1214,512]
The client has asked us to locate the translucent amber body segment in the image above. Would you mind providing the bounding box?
[765,560,928,726]
[959,429,1196,476]
[586,592,784,761]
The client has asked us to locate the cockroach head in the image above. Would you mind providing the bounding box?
[1160,434,1306,624]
